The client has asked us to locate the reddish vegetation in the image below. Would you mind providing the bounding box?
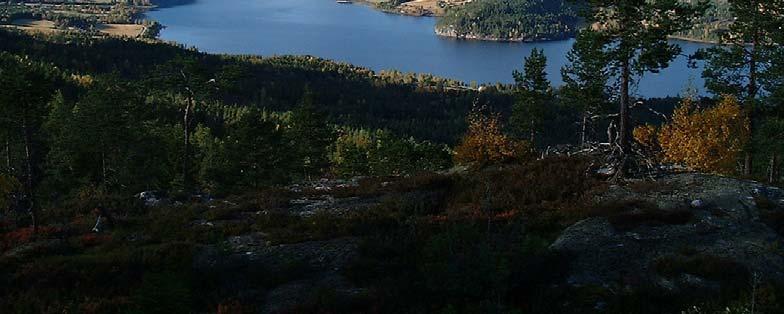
[1,226,62,252]
[79,233,112,247]
[217,300,245,314]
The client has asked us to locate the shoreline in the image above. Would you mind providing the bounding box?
[668,35,719,45]
[147,0,718,45]
[352,0,445,17]
[356,2,715,44]
[434,26,573,43]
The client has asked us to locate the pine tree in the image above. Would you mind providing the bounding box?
[45,77,144,192]
[561,29,613,147]
[0,53,59,231]
[222,110,294,189]
[511,48,553,143]
[287,90,336,180]
[701,0,784,175]
[582,0,708,174]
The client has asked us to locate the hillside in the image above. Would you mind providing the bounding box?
[0,0,782,309]
[5,156,784,312]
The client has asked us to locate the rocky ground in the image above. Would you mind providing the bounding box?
[11,169,781,312]
[553,173,784,296]
[177,172,784,312]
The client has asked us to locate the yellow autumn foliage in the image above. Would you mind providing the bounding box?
[454,109,531,165]
[70,74,94,87]
[656,96,750,173]
[633,124,660,157]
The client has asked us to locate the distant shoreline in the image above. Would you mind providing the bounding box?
[352,0,720,44]
[434,26,574,43]
[668,35,719,45]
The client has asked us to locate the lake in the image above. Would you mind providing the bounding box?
[147,0,714,98]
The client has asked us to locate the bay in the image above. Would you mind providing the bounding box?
[147,0,713,97]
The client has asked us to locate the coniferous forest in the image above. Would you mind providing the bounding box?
[1,0,784,313]
[436,0,579,41]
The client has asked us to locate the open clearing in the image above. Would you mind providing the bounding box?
[398,0,473,16]
[96,23,144,37]
[357,0,471,16]
[7,19,59,35]
[6,19,143,37]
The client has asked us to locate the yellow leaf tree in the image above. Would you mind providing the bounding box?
[655,96,750,173]
[454,107,531,166]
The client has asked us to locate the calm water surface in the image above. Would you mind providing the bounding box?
[147,0,713,97]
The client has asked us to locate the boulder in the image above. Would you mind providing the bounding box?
[136,191,166,207]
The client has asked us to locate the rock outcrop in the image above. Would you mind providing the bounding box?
[551,173,784,294]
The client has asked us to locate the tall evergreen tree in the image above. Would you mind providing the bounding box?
[287,91,336,180]
[511,48,553,143]
[45,77,149,193]
[582,0,708,174]
[561,29,613,147]
[701,0,784,175]
[0,53,59,230]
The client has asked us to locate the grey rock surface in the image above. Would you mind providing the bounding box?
[551,173,784,292]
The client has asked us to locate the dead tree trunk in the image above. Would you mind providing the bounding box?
[530,119,536,144]
[769,153,778,184]
[580,113,589,148]
[21,116,36,232]
[744,33,760,177]
[182,92,194,191]
[4,137,10,174]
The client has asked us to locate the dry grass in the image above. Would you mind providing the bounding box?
[399,0,472,16]
[8,19,143,38]
[370,0,473,16]
[96,23,143,38]
[8,19,59,35]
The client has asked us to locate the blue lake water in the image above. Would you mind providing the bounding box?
[147,0,714,97]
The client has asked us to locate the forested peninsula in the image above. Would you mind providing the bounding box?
[434,0,579,42]
[371,0,732,42]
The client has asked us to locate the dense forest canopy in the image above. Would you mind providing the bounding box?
[0,30,508,144]
[433,0,735,42]
[435,0,579,41]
